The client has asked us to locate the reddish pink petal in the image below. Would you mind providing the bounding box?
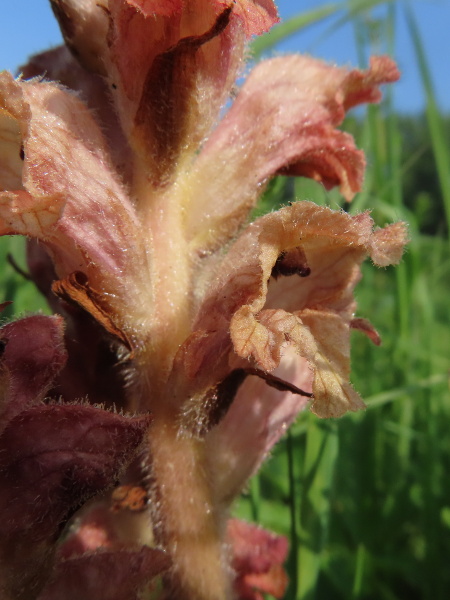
[45,0,275,182]
[127,0,279,35]
[0,73,136,273]
[66,0,276,181]
[0,73,150,332]
[230,0,279,36]
[185,55,400,251]
[20,46,133,183]
[105,0,245,182]
[228,519,289,600]
[127,0,184,16]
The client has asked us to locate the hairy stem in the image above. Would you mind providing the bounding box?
[147,417,231,600]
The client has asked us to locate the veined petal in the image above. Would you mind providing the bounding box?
[57,0,276,185]
[297,308,365,417]
[225,0,279,36]
[20,46,133,182]
[0,105,24,191]
[194,202,407,418]
[184,55,400,251]
[0,73,150,332]
[105,0,278,178]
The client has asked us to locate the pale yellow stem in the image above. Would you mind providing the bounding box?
[147,418,231,600]
[129,166,230,598]
[131,164,193,406]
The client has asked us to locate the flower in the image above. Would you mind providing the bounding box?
[0,1,407,598]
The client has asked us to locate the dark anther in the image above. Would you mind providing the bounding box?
[271,246,311,280]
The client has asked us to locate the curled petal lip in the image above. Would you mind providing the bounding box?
[186,202,406,419]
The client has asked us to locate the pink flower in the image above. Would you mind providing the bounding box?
[0,1,407,598]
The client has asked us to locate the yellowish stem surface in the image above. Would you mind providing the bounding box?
[147,418,231,600]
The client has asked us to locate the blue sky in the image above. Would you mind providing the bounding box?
[1,0,449,113]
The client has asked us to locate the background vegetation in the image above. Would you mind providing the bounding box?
[237,2,450,599]
[1,1,449,599]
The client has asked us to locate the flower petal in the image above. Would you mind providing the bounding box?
[228,519,289,600]
[298,308,366,417]
[228,0,279,36]
[370,221,409,266]
[104,1,246,183]
[104,0,279,173]
[207,346,312,503]
[193,202,407,419]
[126,0,279,35]
[49,0,110,74]
[0,105,23,190]
[184,55,400,251]
[0,73,150,332]
[49,0,274,184]
[61,0,276,184]
[20,45,133,182]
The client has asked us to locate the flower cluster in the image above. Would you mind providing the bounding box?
[0,1,406,599]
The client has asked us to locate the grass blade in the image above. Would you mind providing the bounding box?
[404,3,450,237]
[298,417,338,600]
[250,3,340,59]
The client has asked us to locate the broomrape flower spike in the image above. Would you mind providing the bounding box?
[0,1,407,599]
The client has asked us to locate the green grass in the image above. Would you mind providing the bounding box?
[0,236,49,320]
[1,1,449,599]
